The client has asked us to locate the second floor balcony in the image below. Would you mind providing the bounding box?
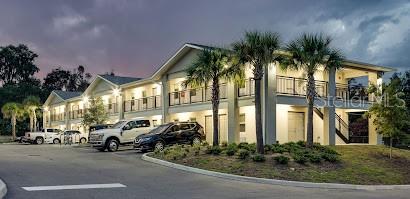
[169,84,227,106]
[124,96,161,112]
[50,113,65,122]
[239,76,370,102]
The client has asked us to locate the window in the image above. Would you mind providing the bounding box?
[135,120,150,128]
[171,125,180,132]
[239,114,246,132]
[189,117,196,122]
[180,123,191,130]
[142,91,147,104]
[239,114,246,142]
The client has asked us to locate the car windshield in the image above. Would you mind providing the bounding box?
[111,121,127,129]
[149,124,171,134]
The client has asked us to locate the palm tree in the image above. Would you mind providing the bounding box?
[183,48,243,146]
[232,31,281,154]
[280,33,344,147]
[2,102,25,140]
[23,96,41,132]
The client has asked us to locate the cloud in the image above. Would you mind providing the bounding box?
[0,0,409,79]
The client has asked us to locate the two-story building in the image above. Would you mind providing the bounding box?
[43,43,394,145]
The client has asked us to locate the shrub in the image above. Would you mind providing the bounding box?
[164,146,187,160]
[210,146,222,155]
[274,155,289,165]
[252,154,266,162]
[296,140,306,147]
[271,144,287,154]
[193,146,201,156]
[264,144,272,153]
[205,146,213,154]
[221,141,228,147]
[247,143,256,153]
[308,153,322,163]
[322,153,340,162]
[292,153,308,164]
[238,142,249,149]
[283,142,302,152]
[237,149,250,159]
[201,141,209,146]
[225,143,238,156]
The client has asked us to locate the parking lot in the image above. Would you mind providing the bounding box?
[0,144,409,199]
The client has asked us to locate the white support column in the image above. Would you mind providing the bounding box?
[42,107,47,129]
[262,63,277,144]
[161,76,170,123]
[65,103,70,130]
[368,72,383,145]
[227,81,239,143]
[117,89,124,120]
[326,66,336,145]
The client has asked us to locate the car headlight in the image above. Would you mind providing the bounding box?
[136,137,151,143]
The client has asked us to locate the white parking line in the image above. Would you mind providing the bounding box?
[22,183,126,191]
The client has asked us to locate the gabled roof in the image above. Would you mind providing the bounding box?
[43,90,83,107]
[99,74,142,85]
[53,90,82,100]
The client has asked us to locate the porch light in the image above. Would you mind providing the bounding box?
[82,96,89,103]
[113,88,121,96]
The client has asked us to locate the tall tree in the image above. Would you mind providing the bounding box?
[183,48,243,146]
[367,77,408,159]
[2,102,25,140]
[0,44,39,85]
[23,96,41,132]
[232,31,281,154]
[82,97,108,127]
[280,33,344,147]
[43,65,91,93]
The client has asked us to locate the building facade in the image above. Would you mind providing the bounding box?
[43,43,393,145]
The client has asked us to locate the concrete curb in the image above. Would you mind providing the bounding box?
[0,178,7,198]
[142,153,410,191]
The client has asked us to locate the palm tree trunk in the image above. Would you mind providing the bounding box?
[33,110,37,131]
[306,73,315,147]
[254,77,264,154]
[211,79,220,146]
[12,115,16,141]
[389,137,393,159]
[29,115,33,132]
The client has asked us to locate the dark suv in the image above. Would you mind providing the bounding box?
[134,122,205,152]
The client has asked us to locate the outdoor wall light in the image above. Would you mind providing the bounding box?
[113,88,121,96]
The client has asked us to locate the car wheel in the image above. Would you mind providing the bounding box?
[107,139,119,152]
[35,137,44,145]
[80,138,87,144]
[53,138,60,144]
[192,136,201,146]
[154,141,165,151]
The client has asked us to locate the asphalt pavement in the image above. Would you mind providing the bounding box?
[0,144,409,199]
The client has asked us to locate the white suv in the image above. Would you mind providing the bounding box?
[88,119,154,152]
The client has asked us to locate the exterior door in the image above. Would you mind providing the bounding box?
[205,115,213,143]
[204,114,227,144]
[288,112,305,142]
[218,114,228,143]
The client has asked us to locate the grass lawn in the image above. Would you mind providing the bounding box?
[151,144,410,185]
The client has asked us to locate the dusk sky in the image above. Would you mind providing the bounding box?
[0,0,409,79]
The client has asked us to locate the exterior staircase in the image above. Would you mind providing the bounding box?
[314,108,350,144]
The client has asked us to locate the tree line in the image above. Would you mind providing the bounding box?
[0,44,93,137]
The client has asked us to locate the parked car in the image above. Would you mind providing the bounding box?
[61,130,88,144]
[89,124,113,132]
[134,122,205,152]
[22,128,62,144]
[88,119,154,152]
[44,131,63,144]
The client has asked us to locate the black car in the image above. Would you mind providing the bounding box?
[134,122,205,152]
